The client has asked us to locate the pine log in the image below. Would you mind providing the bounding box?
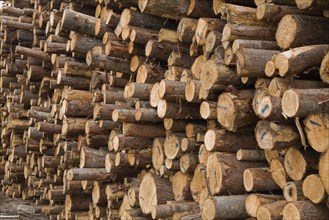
[303,174,327,204]
[319,149,329,194]
[122,123,166,138]
[295,0,329,9]
[270,158,288,189]
[237,149,266,161]
[320,51,329,84]
[257,200,287,220]
[177,17,197,44]
[276,15,329,49]
[283,181,305,202]
[255,120,300,150]
[282,201,329,220]
[139,172,174,214]
[201,195,248,220]
[244,167,280,192]
[206,152,266,195]
[245,194,284,218]
[151,202,199,219]
[151,138,165,172]
[282,88,329,118]
[190,164,209,204]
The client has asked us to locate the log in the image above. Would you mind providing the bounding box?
[157,100,200,119]
[217,90,258,131]
[237,149,266,161]
[206,152,265,195]
[122,123,166,138]
[245,194,284,218]
[138,0,190,20]
[303,174,327,204]
[243,167,280,192]
[282,201,329,220]
[295,0,329,9]
[204,129,257,152]
[255,120,300,150]
[276,15,329,49]
[190,164,209,204]
[320,51,329,84]
[177,17,197,44]
[282,88,329,118]
[270,158,288,189]
[319,149,329,194]
[194,18,226,45]
[151,202,199,219]
[139,172,174,214]
[257,200,287,220]
[201,195,248,220]
[283,181,305,202]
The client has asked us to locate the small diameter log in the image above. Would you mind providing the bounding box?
[236,48,279,78]
[152,138,165,172]
[319,149,329,194]
[244,167,280,192]
[157,100,201,120]
[320,51,329,84]
[122,123,166,138]
[204,129,257,152]
[283,181,305,202]
[164,133,185,160]
[232,39,279,53]
[304,113,329,153]
[217,90,257,131]
[255,120,300,150]
[145,40,189,61]
[222,23,277,42]
[256,3,323,21]
[257,200,287,220]
[303,174,327,204]
[255,95,283,121]
[177,17,197,43]
[200,101,217,120]
[112,135,153,152]
[194,18,226,46]
[270,158,288,189]
[124,82,152,100]
[61,9,97,37]
[139,172,174,214]
[268,77,328,98]
[112,109,137,123]
[237,149,266,161]
[80,147,107,168]
[62,118,86,137]
[282,88,329,118]
[206,152,266,195]
[277,14,329,49]
[66,168,115,181]
[274,45,329,77]
[136,63,166,84]
[282,200,329,220]
[185,80,201,103]
[172,171,192,201]
[61,100,94,118]
[245,194,284,218]
[138,0,190,20]
[284,147,318,181]
[190,164,209,204]
[135,108,161,122]
[168,52,195,68]
[158,79,186,101]
[180,153,198,174]
[202,195,248,220]
[151,202,199,219]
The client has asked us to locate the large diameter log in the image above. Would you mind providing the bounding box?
[138,0,190,20]
[151,202,199,219]
[206,152,266,195]
[204,129,258,152]
[245,194,284,218]
[274,45,329,77]
[139,172,174,214]
[303,174,327,204]
[276,14,329,49]
[255,120,300,150]
[61,9,97,37]
[282,201,329,220]
[201,195,248,220]
[282,88,329,118]
[217,90,257,131]
[319,149,329,194]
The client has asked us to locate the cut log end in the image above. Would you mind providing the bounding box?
[276,15,298,49]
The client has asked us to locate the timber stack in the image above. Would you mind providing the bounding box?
[0,0,328,219]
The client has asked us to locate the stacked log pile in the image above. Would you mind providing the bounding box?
[0,0,328,219]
